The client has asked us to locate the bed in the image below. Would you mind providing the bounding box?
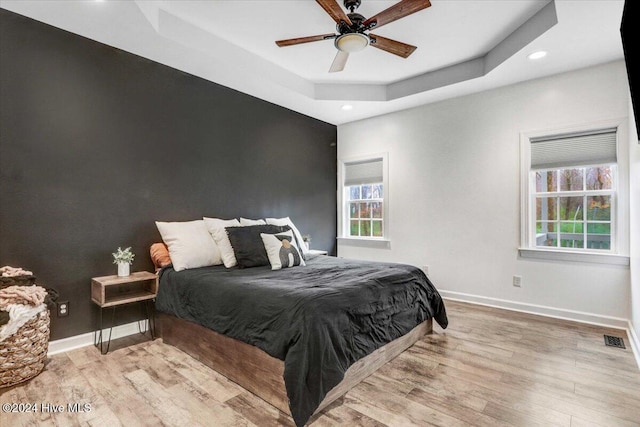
[154,252,448,426]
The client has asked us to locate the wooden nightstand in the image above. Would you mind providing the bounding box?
[91,271,157,354]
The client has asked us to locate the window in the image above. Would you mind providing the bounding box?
[341,155,387,240]
[524,127,621,255]
[533,166,615,250]
[347,183,384,237]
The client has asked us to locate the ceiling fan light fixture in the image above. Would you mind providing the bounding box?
[335,33,369,53]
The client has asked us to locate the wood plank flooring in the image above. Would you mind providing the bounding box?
[1,300,639,426]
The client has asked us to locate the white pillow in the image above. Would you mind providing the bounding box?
[261,231,306,270]
[203,217,240,235]
[203,217,241,268]
[212,228,239,268]
[155,220,221,271]
[240,217,266,226]
[265,217,308,255]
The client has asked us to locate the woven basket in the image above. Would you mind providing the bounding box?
[0,309,50,388]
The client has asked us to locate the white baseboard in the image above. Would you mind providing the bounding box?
[628,321,640,370]
[47,320,149,356]
[439,290,630,330]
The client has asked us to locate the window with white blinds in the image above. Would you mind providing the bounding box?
[527,128,618,253]
[530,128,617,169]
[344,158,384,186]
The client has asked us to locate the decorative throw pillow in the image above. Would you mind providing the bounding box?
[226,224,291,268]
[203,217,240,234]
[150,242,172,270]
[240,217,266,226]
[261,231,306,270]
[204,217,241,268]
[211,228,238,268]
[155,220,221,271]
[265,217,309,257]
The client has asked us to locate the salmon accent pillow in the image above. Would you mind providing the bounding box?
[150,243,172,270]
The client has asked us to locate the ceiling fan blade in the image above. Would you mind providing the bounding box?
[329,51,349,73]
[369,34,417,58]
[363,0,431,30]
[316,0,353,26]
[276,33,337,47]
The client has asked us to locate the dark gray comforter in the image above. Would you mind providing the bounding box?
[155,255,448,426]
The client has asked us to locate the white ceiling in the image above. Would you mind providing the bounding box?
[0,0,626,125]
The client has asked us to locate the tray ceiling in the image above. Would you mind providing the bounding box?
[0,0,626,124]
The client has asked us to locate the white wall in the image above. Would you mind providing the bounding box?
[629,95,640,352]
[338,61,631,326]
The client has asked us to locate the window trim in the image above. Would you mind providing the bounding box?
[519,118,630,265]
[338,152,389,242]
[518,247,629,265]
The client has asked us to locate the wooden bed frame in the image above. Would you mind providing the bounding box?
[157,312,432,417]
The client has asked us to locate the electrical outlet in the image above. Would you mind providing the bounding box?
[57,301,69,317]
[422,265,429,276]
[513,275,522,287]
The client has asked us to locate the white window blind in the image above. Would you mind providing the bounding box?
[344,158,383,186]
[530,128,617,170]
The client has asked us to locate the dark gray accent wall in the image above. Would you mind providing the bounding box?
[0,10,337,340]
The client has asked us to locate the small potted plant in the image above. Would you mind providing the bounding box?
[112,247,135,277]
[302,235,311,251]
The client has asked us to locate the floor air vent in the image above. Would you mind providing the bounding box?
[604,335,625,349]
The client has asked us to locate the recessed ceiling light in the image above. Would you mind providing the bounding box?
[341,104,353,111]
[528,51,547,60]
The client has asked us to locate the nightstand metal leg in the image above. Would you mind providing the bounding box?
[136,299,155,339]
[147,299,156,339]
[94,306,116,355]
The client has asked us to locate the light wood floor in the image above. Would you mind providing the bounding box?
[1,300,639,426]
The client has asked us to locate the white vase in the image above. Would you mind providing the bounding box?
[117,262,130,277]
[304,242,310,251]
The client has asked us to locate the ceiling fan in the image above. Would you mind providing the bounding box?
[275,0,431,73]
